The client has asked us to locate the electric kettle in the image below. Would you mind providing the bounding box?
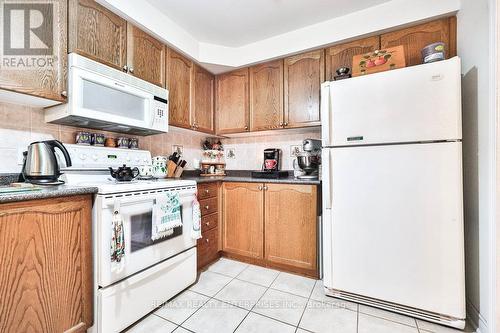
[23,140,72,184]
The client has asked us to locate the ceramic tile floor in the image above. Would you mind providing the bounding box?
[126,258,475,333]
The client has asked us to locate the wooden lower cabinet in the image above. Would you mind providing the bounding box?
[222,182,318,277]
[0,195,93,333]
[222,182,264,259]
[264,184,318,276]
[197,182,221,269]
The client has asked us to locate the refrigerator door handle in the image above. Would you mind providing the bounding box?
[322,149,332,210]
[321,82,331,145]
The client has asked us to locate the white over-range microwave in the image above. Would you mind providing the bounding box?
[45,53,168,136]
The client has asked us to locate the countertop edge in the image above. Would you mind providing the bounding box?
[183,176,321,185]
[0,186,99,204]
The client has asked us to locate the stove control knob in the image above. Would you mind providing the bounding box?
[92,154,98,161]
[79,153,87,160]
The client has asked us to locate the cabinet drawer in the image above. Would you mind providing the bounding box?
[197,227,219,268]
[202,213,218,233]
[198,183,218,200]
[199,197,218,216]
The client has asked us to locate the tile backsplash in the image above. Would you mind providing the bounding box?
[0,100,320,173]
[222,130,321,170]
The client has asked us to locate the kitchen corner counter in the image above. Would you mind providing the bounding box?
[182,170,321,185]
[0,185,98,204]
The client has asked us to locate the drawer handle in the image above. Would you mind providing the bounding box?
[205,189,210,194]
[205,205,209,210]
[206,238,209,243]
[205,222,210,226]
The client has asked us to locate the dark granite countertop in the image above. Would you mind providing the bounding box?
[182,170,321,185]
[0,173,98,204]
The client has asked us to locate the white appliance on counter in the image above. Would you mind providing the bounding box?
[60,144,197,333]
[45,53,168,136]
[320,57,465,329]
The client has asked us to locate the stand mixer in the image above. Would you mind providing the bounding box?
[294,139,322,179]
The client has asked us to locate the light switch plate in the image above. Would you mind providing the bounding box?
[290,145,302,157]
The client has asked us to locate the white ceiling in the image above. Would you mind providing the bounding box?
[145,0,391,47]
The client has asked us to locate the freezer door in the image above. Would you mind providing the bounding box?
[324,142,465,318]
[323,57,462,147]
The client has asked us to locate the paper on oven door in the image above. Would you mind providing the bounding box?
[111,200,125,267]
[152,192,183,240]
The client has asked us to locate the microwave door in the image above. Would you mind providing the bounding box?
[71,67,152,129]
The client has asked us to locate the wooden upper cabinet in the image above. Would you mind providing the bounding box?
[381,17,456,66]
[127,24,165,87]
[0,0,67,101]
[325,36,380,81]
[167,48,193,129]
[0,195,93,332]
[222,182,264,259]
[193,65,215,133]
[284,50,324,128]
[216,68,250,134]
[249,60,284,131]
[69,0,127,70]
[264,184,318,276]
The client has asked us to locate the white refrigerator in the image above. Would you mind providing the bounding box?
[321,57,465,329]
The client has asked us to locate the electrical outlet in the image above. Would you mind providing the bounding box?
[226,148,236,159]
[172,145,184,156]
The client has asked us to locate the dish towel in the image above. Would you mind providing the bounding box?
[152,191,183,241]
[111,201,125,264]
[191,196,202,240]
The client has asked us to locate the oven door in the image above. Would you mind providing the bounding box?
[95,186,197,287]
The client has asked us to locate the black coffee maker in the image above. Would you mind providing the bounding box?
[251,148,289,179]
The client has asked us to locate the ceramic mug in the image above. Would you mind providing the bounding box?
[152,156,167,178]
[138,165,153,177]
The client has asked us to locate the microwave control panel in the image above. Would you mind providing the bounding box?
[152,98,168,129]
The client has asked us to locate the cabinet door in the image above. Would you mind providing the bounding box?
[193,65,215,133]
[0,0,67,101]
[69,0,127,70]
[0,195,93,332]
[284,50,324,128]
[325,36,380,81]
[264,184,318,275]
[381,18,456,66]
[249,60,284,131]
[127,24,165,87]
[216,68,250,134]
[222,182,264,259]
[167,48,193,129]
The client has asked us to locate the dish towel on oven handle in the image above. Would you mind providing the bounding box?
[111,200,125,266]
[191,196,202,240]
[152,191,183,241]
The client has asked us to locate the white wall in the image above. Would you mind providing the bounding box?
[458,0,496,331]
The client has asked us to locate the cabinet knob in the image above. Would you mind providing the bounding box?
[279,122,283,127]
[61,90,67,97]
[283,122,288,127]
[205,189,210,194]
[129,67,134,74]
[206,238,209,243]
[258,185,263,191]
[245,125,249,131]
[122,65,128,72]
[205,205,209,210]
[205,222,210,226]
[263,185,268,191]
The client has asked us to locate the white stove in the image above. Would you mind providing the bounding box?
[61,144,198,333]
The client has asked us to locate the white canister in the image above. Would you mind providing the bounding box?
[152,156,167,178]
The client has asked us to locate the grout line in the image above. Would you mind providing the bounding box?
[176,262,239,329]
[294,278,316,332]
